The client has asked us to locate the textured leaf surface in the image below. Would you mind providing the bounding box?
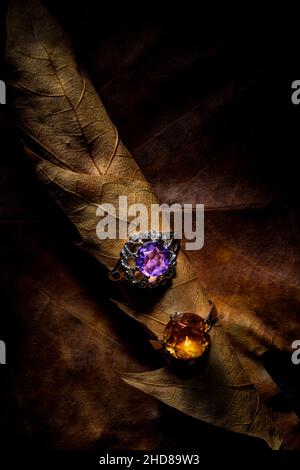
[121,328,280,447]
[3,0,289,449]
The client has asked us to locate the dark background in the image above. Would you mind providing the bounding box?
[0,1,300,467]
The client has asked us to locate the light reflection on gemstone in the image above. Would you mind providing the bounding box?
[163,312,210,360]
[136,241,170,279]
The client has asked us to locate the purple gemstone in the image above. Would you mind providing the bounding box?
[136,241,170,278]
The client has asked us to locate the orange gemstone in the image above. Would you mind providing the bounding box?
[163,312,210,360]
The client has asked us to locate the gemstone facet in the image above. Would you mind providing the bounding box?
[111,231,179,288]
[163,312,210,360]
[136,241,170,279]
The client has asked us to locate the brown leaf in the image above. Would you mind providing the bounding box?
[0,141,163,449]
[121,327,281,449]
[5,252,163,450]
[5,0,283,448]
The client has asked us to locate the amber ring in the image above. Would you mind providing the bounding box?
[111,231,179,288]
[162,310,213,361]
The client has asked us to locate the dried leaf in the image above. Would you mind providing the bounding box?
[5,0,282,448]
[121,328,281,449]
[3,249,163,450]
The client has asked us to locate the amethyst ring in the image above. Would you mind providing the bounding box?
[111,231,179,288]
